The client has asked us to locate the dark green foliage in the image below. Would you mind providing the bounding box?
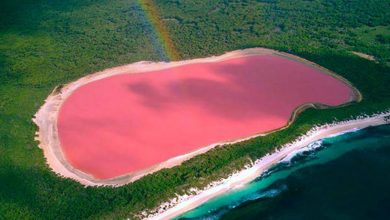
[158,0,390,62]
[376,34,390,44]
[0,0,389,219]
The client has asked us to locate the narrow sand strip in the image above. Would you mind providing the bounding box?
[33,48,361,186]
[352,51,376,61]
[144,112,390,220]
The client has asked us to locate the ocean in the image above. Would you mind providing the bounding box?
[176,124,390,220]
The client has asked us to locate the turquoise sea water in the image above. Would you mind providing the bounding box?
[176,124,390,220]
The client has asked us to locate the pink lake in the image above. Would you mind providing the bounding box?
[57,55,354,179]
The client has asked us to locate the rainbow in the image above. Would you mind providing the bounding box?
[138,0,180,61]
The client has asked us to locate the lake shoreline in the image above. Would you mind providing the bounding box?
[32,47,360,186]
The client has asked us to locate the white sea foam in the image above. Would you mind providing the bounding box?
[327,127,361,138]
[280,140,323,163]
[251,184,288,200]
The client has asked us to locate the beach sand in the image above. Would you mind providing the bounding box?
[145,112,389,220]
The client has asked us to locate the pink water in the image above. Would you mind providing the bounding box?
[57,55,353,179]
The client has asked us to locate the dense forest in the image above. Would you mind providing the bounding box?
[0,0,389,219]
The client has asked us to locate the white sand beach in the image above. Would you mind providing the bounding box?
[144,112,390,220]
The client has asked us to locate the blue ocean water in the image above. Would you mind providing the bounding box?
[176,124,390,220]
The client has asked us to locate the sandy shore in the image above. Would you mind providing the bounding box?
[144,112,390,220]
[352,51,376,62]
[33,47,361,186]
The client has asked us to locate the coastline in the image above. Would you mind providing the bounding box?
[143,111,390,220]
[33,47,361,186]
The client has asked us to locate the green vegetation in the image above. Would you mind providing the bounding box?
[351,25,390,60]
[0,0,389,219]
[158,0,390,63]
